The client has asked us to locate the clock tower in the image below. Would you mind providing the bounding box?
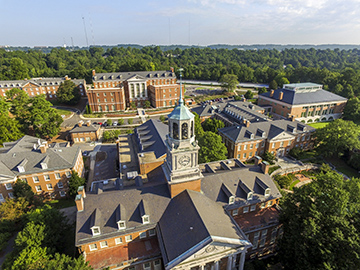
[162,69,203,198]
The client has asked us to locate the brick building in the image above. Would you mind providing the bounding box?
[0,135,84,202]
[258,82,347,123]
[0,76,86,100]
[218,119,315,161]
[87,70,182,113]
[75,95,283,270]
[69,120,101,143]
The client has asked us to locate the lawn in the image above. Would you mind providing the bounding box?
[289,179,300,190]
[307,122,330,129]
[325,156,360,179]
[46,198,76,209]
[55,108,73,116]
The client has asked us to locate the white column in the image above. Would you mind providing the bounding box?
[238,252,245,270]
[214,260,220,270]
[227,255,233,270]
[129,83,132,99]
[200,264,205,270]
[144,83,148,98]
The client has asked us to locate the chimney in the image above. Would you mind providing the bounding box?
[246,120,250,127]
[86,120,91,127]
[92,69,96,76]
[270,90,274,97]
[254,155,262,166]
[78,120,83,127]
[75,194,84,212]
[170,67,174,73]
[39,143,47,153]
[77,185,86,198]
[261,161,270,174]
[279,91,284,100]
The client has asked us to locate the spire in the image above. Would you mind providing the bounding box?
[178,68,184,105]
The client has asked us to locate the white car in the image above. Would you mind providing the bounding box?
[113,121,118,126]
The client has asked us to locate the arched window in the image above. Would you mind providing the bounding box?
[173,123,179,139]
[182,123,188,139]
[191,121,194,137]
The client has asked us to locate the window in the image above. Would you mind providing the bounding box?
[8,193,14,199]
[55,173,61,179]
[139,232,146,239]
[267,200,273,207]
[270,228,278,244]
[252,232,260,249]
[35,185,42,192]
[5,183,12,190]
[89,243,97,251]
[33,176,40,183]
[0,193,4,202]
[243,206,249,213]
[250,204,256,212]
[115,237,122,245]
[243,144,247,150]
[154,260,161,270]
[118,221,126,230]
[143,262,151,270]
[148,229,156,236]
[100,241,108,248]
[256,143,259,148]
[250,144,253,149]
[280,141,284,147]
[243,153,246,159]
[58,182,64,188]
[66,171,71,178]
[125,235,132,242]
[44,175,50,181]
[272,142,275,148]
[142,215,150,224]
[260,202,265,209]
[46,184,53,190]
[92,227,100,236]
[238,145,241,151]
[59,191,66,197]
[232,209,238,216]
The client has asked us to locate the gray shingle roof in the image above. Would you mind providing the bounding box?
[135,119,168,158]
[219,119,315,143]
[260,88,347,105]
[157,189,248,265]
[0,135,80,177]
[69,124,100,134]
[0,77,85,89]
[93,71,176,82]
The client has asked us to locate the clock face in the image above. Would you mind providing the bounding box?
[178,155,191,167]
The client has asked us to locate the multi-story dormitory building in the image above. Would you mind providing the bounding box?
[219,119,315,162]
[258,82,347,123]
[0,76,86,100]
[86,69,182,112]
[0,136,84,202]
[75,95,283,270]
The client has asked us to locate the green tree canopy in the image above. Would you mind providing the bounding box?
[244,89,254,99]
[279,171,360,270]
[269,80,278,90]
[56,80,80,105]
[202,118,224,134]
[258,87,268,95]
[192,112,204,138]
[315,119,360,157]
[68,171,86,198]
[343,97,360,121]
[219,74,239,93]
[198,131,227,163]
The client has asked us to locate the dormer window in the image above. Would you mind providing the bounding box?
[142,215,150,224]
[265,188,271,197]
[91,226,100,236]
[117,221,126,230]
[247,192,253,200]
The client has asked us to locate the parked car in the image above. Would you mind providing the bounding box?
[113,121,118,126]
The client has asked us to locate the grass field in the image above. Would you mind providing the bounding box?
[307,122,330,129]
[55,108,73,116]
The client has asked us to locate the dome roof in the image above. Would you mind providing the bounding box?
[168,102,194,121]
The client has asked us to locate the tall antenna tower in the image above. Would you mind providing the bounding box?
[168,18,171,45]
[89,13,95,46]
[82,16,89,47]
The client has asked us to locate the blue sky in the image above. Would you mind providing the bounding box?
[1,0,360,47]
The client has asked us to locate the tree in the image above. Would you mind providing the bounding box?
[198,131,227,163]
[261,151,276,164]
[6,88,30,127]
[269,80,278,90]
[219,74,239,93]
[244,89,254,99]
[0,197,29,224]
[128,118,133,125]
[56,80,80,105]
[144,100,151,108]
[192,112,204,138]
[159,115,166,123]
[349,152,360,170]
[68,171,86,198]
[315,119,360,157]
[7,58,29,80]
[28,95,63,139]
[118,118,124,125]
[343,97,360,121]
[258,87,268,95]
[13,179,37,205]
[107,119,112,126]
[279,171,360,270]
[202,118,224,134]
[0,113,23,145]
[85,105,92,114]
[130,101,137,110]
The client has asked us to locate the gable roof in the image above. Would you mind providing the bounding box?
[93,70,176,82]
[157,189,248,266]
[69,124,100,134]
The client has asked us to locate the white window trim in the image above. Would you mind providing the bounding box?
[89,243,97,251]
[149,229,156,236]
[117,221,126,230]
[142,215,150,224]
[91,226,101,236]
[243,206,249,213]
[100,241,108,248]
[33,176,40,183]
[5,183,12,190]
[59,191,66,197]
[232,209,238,216]
[125,235,132,242]
[250,204,256,212]
[139,232,146,239]
[115,237,122,245]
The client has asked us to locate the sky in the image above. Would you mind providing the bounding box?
[1,0,360,47]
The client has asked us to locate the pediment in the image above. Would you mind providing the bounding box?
[127,74,146,82]
[270,131,295,141]
[22,81,40,88]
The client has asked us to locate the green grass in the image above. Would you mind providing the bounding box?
[325,157,360,178]
[289,179,300,190]
[46,199,76,209]
[55,108,72,116]
[307,122,330,129]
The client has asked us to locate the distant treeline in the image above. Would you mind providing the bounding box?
[1,46,360,98]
